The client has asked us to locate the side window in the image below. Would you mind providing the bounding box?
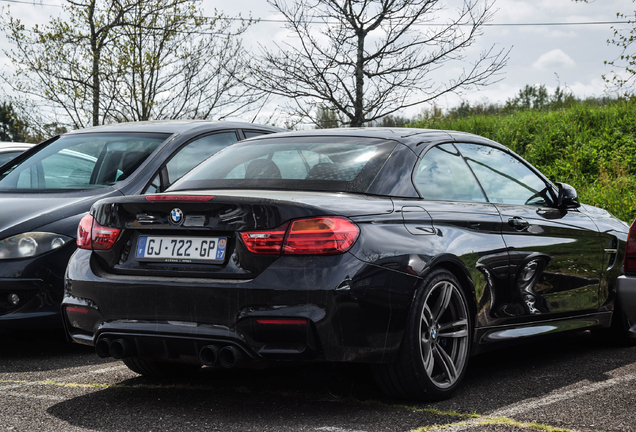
[42,152,94,187]
[415,144,486,202]
[165,132,239,185]
[243,130,270,139]
[142,173,161,194]
[456,143,551,206]
[17,165,36,188]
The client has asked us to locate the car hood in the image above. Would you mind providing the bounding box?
[0,190,122,239]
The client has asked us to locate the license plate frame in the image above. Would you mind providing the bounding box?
[135,235,227,263]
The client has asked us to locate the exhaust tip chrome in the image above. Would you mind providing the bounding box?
[109,339,135,359]
[95,339,111,358]
[198,345,219,366]
[219,346,242,368]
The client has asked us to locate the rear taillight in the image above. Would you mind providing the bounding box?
[240,217,359,256]
[284,217,360,254]
[625,220,636,273]
[77,214,93,249]
[240,223,289,255]
[76,214,121,251]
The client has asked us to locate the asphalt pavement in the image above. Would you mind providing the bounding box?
[0,330,634,432]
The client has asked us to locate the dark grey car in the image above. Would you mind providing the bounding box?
[0,120,284,329]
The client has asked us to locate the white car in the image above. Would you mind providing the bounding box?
[0,142,34,167]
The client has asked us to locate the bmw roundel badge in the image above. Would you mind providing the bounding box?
[169,208,184,225]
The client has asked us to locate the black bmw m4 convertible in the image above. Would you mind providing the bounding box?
[62,128,635,400]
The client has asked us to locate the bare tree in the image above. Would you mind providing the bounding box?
[573,0,636,95]
[603,1,636,95]
[252,0,509,127]
[1,0,256,129]
[102,3,261,122]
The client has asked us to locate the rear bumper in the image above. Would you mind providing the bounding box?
[617,275,636,337]
[63,249,420,364]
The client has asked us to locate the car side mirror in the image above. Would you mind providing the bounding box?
[556,183,580,209]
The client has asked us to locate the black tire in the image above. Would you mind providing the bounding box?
[593,301,636,347]
[123,357,201,378]
[373,268,472,400]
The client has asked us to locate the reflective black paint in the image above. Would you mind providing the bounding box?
[63,129,630,369]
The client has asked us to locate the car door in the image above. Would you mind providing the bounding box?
[408,143,510,328]
[455,143,605,322]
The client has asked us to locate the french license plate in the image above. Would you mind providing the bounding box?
[136,236,227,263]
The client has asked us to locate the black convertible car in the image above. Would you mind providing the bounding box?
[0,121,283,329]
[62,128,635,400]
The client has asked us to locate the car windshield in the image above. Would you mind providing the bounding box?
[170,136,397,193]
[0,133,169,191]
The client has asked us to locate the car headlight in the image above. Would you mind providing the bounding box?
[0,232,73,260]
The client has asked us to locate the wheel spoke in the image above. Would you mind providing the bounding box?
[438,319,469,338]
[421,340,434,376]
[421,304,432,329]
[433,345,458,384]
[431,282,453,322]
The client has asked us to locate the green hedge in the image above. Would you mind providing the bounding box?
[409,100,636,223]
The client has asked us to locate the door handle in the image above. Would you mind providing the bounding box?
[508,217,530,231]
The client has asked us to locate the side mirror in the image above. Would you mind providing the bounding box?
[556,183,580,209]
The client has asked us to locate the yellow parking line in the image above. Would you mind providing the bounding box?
[410,417,575,432]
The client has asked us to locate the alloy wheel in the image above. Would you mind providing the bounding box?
[419,280,470,389]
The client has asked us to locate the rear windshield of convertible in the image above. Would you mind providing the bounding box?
[170,136,397,193]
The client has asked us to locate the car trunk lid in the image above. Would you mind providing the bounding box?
[90,190,393,279]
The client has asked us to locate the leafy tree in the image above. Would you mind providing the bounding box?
[575,0,636,95]
[1,0,255,128]
[315,105,342,128]
[101,3,259,122]
[0,101,28,142]
[503,84,576,112]
[252,0,509,127]
[604,2,636,95]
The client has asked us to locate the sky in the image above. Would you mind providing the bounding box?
[0,0,633,121]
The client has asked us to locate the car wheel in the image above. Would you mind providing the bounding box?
[373,268,472,400]
[123,357,201,377]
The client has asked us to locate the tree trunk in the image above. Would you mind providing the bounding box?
[352,31,365,127]
[92,50,100,126]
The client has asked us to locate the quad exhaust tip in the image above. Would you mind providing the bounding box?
[219,346,242,368]
[198,345,219,366]
[95,338,136,359]
[96,338,244,367]
[95,339,110,358]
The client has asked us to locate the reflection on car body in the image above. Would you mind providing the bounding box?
[62,128,634,400]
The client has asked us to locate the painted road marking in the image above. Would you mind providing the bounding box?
[492,371,636,417]
[0,364,127,394]
[0,362,632,432]
[316,427,369,432]
[409,365,636,432]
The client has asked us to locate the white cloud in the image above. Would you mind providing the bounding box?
[532,49,576,70]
